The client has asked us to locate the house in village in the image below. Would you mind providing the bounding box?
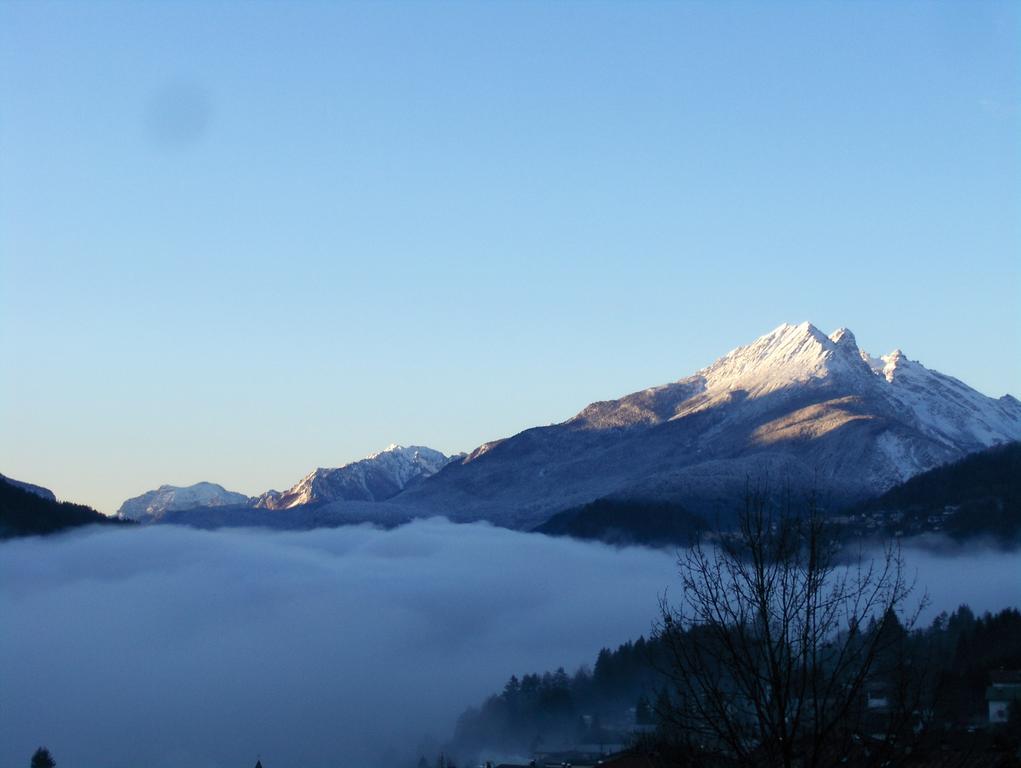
[986,670,1021,725]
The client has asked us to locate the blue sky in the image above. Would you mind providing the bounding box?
[1,1,1018,513]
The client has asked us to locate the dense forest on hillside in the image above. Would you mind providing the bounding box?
[848,442,1021,544]
[0,478,132,538]
[449,605,1021,762]
[532,444,1021,550]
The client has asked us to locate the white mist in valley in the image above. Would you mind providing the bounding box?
[1,520,1018,768]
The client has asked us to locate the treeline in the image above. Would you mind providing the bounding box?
[452,637,666,756]
[930,605,1021,722]
[853,441,1021,544]
[450,605,1021,760]
[0,478,132,539]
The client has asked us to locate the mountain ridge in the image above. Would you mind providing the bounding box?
[119,444,454,522]
[392,322,1020,528]
[119,322,1020,532]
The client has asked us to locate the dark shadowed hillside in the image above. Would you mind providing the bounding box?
[534,498,706,547]
[851,442,1021,543]
[0,477,133,538]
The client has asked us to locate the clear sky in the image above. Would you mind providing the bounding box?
[1,1,1018,514]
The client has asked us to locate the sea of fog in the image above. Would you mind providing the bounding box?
[2,519,1019,768]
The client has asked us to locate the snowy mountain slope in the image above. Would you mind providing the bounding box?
[878,350,1020,450]
[253,444,452,509]
[117,482,252,522]
[394,322,1021,529]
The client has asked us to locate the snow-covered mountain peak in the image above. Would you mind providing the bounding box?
[254,444,452,510]
[117,321,1021,534]
[569,321,1019,460]
[866,347,1021,451]
[828,327,857,347]
[396,321,1020,530]
[759,320,829,348]
[572,323,884,430]
[697,321,870,398]
[880,349,909,381]
[364,444,449,472]
[118,482,251,522]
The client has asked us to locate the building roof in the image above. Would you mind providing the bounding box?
[989,670,1021,685]
[986,685,1021,702]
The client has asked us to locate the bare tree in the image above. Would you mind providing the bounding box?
[653,487,926,768]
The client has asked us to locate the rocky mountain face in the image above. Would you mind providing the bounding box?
[392,322,1021,529]
[117,482,252,522]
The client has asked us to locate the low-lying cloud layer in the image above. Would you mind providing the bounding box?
[1,520,1018,768]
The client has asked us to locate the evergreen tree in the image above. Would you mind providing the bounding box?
[30,749,55,768]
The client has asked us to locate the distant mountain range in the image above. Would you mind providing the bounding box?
[111,322,1021,534]
[117,445,455,523]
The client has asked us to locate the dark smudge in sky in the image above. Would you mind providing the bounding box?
[144,81,211,151]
